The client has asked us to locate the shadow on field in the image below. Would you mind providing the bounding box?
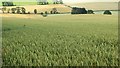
[3,28,11,32]
[2,25,28,32]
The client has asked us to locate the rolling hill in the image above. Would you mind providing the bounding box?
[0,2,118,14]
[0,4,71,13]
[66,2,118,10]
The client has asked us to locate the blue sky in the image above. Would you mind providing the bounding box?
[0,0,119,3]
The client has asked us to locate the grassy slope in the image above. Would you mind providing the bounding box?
[13,0,53,6]
[2,14,118,66]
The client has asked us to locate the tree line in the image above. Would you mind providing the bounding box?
[37,0,63,5]
[1,7,26,14]
[71,7,112,15]
[1,7,60,15]
[1,6,112,15]
[2,2,15,6]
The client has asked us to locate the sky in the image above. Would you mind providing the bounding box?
[63,0,119,3]
[0,0,120,3]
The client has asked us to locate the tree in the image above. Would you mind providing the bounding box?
[60,0,63,4]
[7,8,10,13]
[34,9,37,14]
[87,10,94,14]
[2,2,15,6]
[45,11,48,14]
[46,2,49,4]
[2,7,6,13]
[53,2,56,4]
[28,12,30,14]
[50,11,53,14]
[40,12,44,15]
[71,7,87,14]
[104,10,112,15]
[16,7,21,14]
[37,0,48,5]
[21,7,26,14]
[11,8,16,13]
[80,8,87,14]
[51,8,58,14]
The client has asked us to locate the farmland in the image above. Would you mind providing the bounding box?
[0,4,71,14]
[67,2,118,11]
[2,14,118,66]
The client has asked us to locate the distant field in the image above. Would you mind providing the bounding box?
[2,14,118,66]
[67,2,118,10]
[13,1,53,6]
[13,2,37,6]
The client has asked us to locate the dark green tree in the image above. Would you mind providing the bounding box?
[87,10,94,14]
[51,8,58,14]
[71,7,87,14]
[45,11,48,14]
[11,8,16,13]
[2,7,6,13]
[34,9,37,14]
[40,12,44,15]
[16,7,21,14]
[7,8,10,13]
[21,7,26,14]
[2,2,14,6]
[104,10,112,15]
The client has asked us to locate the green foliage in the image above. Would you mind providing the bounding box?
[10,7,26,14]
[21,7,26,14]
[34,9,37,14]
[71,7,87,14]
[7,8,10,13]
[2,2,15,6]
[51,8,59,14]
[16,7,21,14]
[2,7,6,13]
[11,8,16,13]
[27,12,30,14]
[2,15,118,66]
[53,0,63,4]
[40,12,44,15]
[37,1,49,5]
[45,11,48,14]
[104,10,112,15]
[87,10,94,14]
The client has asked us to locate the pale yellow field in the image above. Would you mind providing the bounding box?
[67,2,118,10]
[1,4,71,13]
